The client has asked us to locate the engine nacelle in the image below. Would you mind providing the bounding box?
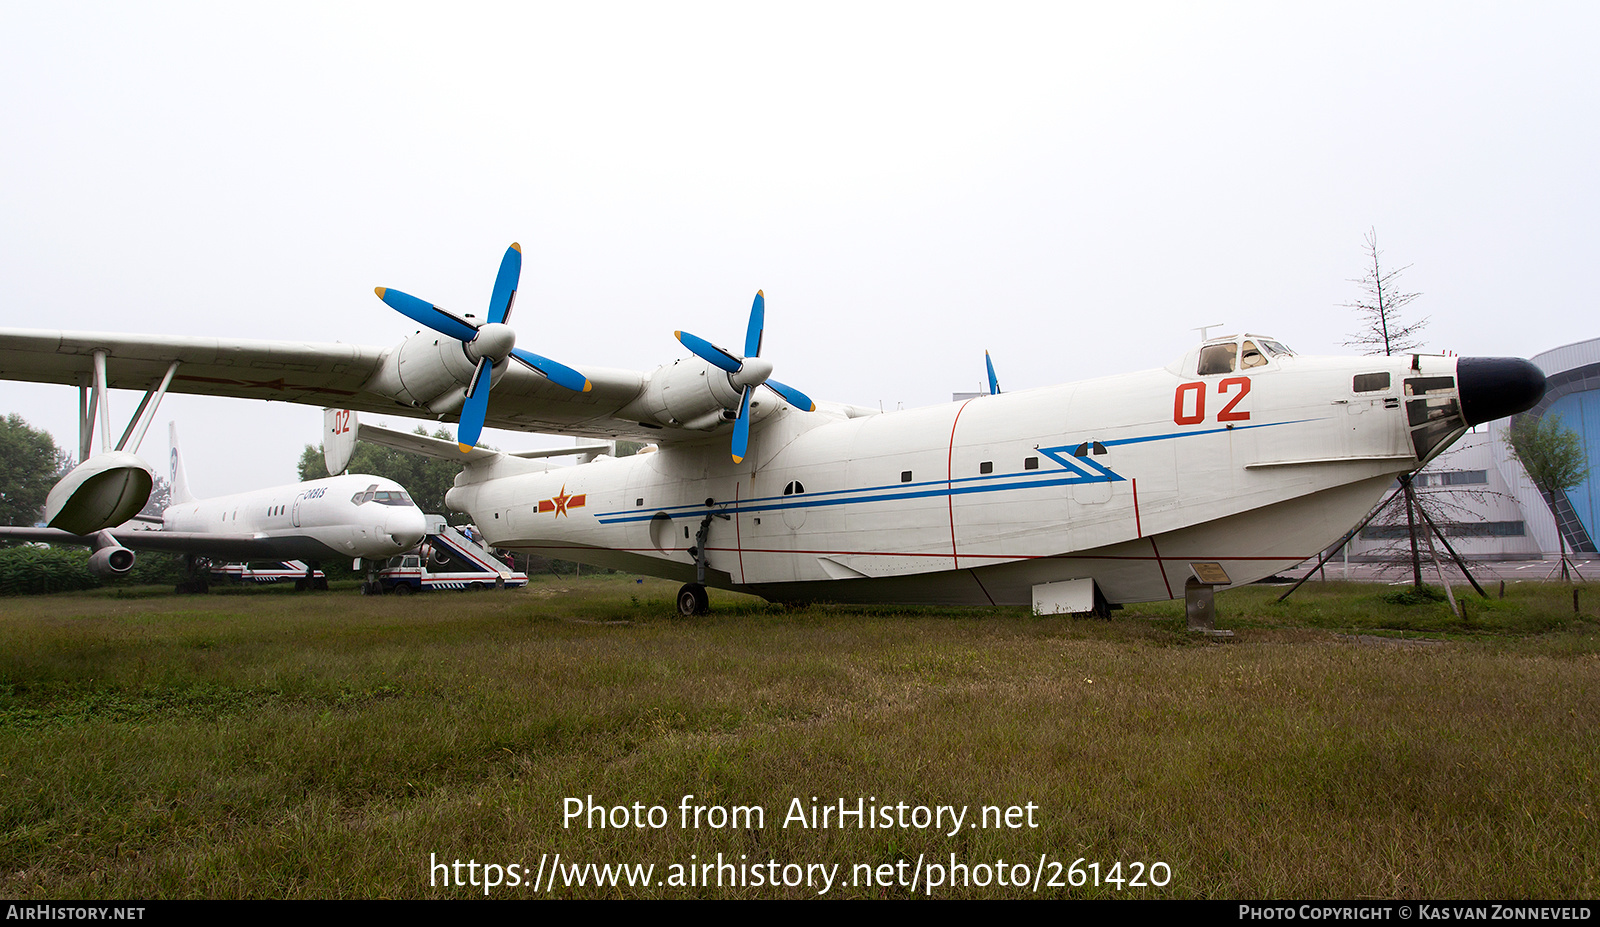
[87,544,136,577]
[619,358,778,432]
[45,452,155,535]
[364,331,503,414]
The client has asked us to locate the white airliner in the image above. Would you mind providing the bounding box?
[0,424,428,586]
[0,243,1546,615]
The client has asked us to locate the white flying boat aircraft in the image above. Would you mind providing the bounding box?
[0,424,428,589]
[0,243,1546,615]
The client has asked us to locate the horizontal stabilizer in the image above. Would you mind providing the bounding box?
[326,409,611,466]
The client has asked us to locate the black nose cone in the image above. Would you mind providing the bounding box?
[1457,357,1546,426]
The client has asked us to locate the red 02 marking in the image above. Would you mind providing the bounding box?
[1173,382,1206,425]
[1217,376,1252,421]
[332,410,352,435]
[1173,377,1252,425]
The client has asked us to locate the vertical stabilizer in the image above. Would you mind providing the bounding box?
[323,408,357,476]
[168,422,195,505]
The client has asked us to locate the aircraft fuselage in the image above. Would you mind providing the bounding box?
[164,473,428,562]
[447,342,1535,607]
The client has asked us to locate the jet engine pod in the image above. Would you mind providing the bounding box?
[87,543,136,577]
[44,452,155,535]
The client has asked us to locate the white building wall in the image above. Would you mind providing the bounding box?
[1486,417,1564,555]
[1346,430,1545,560]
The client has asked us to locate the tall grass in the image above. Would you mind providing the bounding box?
[2,577,1595,898]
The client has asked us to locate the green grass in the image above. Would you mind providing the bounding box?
[1,576,1596,898]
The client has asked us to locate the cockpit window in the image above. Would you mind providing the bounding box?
[1197,336,1294,376]
[1197,343,1237,375]
[353,488,416,507]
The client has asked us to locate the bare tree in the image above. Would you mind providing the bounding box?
[1344,227,1428,356]
[1287,228,1487,611]
[1340,229,1437,591]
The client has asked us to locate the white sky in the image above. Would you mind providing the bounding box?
[2,1,1595,497]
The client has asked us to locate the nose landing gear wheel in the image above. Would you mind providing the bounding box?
[676,583,709,617]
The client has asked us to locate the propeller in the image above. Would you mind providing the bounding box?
[986,351,1001,395]
[375,243,590,452]
[675,290,815,463]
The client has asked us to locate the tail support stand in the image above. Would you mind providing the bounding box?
[1185,563,1234,640]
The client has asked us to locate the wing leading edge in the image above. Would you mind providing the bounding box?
[0,327,678,441]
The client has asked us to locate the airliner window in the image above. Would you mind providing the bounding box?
[783,481,805,495]
[1197,343,1237,375]
[1240,341,1267,369]
[1354,372,1390,393]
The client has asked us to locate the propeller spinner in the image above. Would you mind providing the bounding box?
[375,243,590,452]
[675,291,815,463]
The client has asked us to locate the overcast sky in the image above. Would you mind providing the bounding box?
[2,1,1594,498]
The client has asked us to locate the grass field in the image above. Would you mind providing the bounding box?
[2,576,1596,899]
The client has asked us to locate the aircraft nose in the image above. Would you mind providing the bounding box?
[388,507,428,550]
[1457,357,1546,426]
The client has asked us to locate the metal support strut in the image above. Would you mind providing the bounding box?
[678,501,729,617]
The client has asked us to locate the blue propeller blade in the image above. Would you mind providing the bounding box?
[744,291,765,358]
[488,243,522,325]
[677,290,817,461]
[986,351,1001,395]
[377,243,589,452]
[376,287,478,343]
[510,348,592,393]
[764,378,815,412]
[674,330,743,373]
[457,360,493,451]
[731,387,752,463]
[454,244,526,450]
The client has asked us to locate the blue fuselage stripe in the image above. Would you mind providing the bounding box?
[589,418,1317,525]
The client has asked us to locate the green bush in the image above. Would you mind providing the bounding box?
[0,545,99,595]
[1380,584,1448,606]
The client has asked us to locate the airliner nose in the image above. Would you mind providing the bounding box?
[1457,357,1546,426]
[388,507,428,550]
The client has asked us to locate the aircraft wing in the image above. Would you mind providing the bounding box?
[0,328,669,441]
[0,525,297,561]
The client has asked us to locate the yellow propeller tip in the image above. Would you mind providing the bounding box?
[457,443,472,454]
[582,381,592,392]
[374,287,386,298]
[731,454,744,464]
[510,242,521,253]
[757,289,764,296]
